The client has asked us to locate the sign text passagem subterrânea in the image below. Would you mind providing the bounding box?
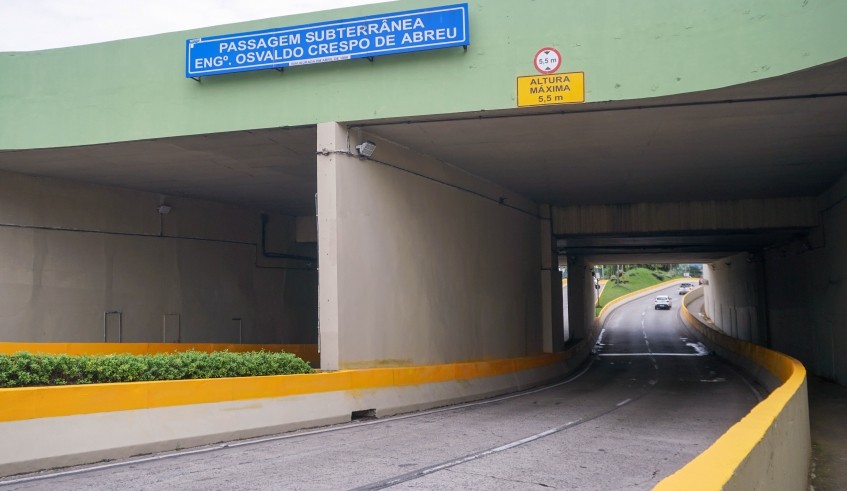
[186,4,469,78]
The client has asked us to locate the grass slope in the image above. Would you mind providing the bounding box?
[596,267,677,314]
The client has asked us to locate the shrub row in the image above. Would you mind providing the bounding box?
[0,350,313,388]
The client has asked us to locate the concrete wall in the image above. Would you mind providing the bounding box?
[317,123,543,370]
[698,177,847,386]
[761,177,847,386]
[702,251,769,346]
[0,170,317,344]
[657,289,810,491]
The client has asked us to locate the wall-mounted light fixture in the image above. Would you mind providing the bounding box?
[157,204,172,214]
[355,140,377,158]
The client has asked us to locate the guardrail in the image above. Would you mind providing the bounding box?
[654,288,810,490]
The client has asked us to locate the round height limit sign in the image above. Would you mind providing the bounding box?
[534,47,561,74]
[518,46,584,107]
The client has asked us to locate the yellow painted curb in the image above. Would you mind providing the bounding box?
[654,297,808,490]
[0,346,585,423]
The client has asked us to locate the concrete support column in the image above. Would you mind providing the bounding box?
[540,205,565,352]
[316,122,542,370]
[315,122,347,371]
[566,256,592,341]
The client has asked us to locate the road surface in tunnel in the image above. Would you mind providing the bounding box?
[2,286,761,490]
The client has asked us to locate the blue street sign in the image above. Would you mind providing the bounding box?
[186,3,469,78]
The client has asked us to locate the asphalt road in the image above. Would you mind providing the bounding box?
[1,285,761,490]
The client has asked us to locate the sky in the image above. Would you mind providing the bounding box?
[0,0,392,51]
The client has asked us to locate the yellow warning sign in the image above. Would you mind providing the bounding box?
[517,72,584,107]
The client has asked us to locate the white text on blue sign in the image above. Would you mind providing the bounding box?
[186,4,469,77]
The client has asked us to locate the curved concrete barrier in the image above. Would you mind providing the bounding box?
[0,343,590,477]
[655,288,810,490]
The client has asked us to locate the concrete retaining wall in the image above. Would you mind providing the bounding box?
[0,345,590,477]
[655,288,810,490]
[762,175,847,386]
[701,251,769,347]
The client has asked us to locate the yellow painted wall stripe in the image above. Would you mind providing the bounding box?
[0,346,585,423]
[654,297,808,490]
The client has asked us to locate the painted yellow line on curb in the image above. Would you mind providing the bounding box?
[654,297,807,490]
[0,346,586,423]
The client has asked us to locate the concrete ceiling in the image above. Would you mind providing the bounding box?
[0,126,318,216]
[355,58,847,207]
[0,58,844,263]
[555,228,812,265]
[354,58,847,264]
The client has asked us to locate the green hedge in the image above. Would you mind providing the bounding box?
[0,350,313,388]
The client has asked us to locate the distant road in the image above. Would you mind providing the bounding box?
[2,286,760,490]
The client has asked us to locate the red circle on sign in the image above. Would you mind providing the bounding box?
[534,47,562,74]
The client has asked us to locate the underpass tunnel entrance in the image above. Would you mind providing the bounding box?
[555,196,847,386]
[2,43,844,383]
[563,251,773,353]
